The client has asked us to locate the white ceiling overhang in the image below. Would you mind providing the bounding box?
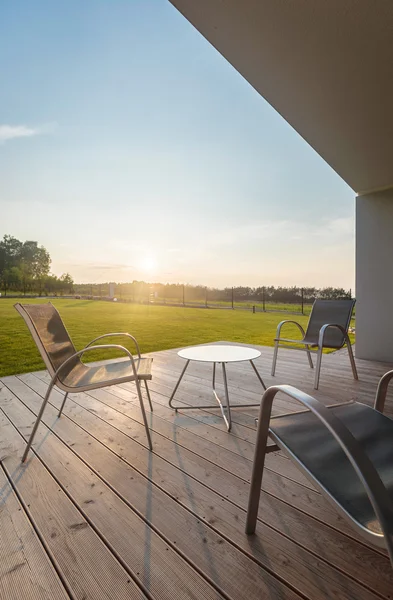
[170,0,393,195]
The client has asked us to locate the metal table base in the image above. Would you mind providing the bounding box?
[168,359,266,431]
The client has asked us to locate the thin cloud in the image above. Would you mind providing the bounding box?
[0,122,57,144]
[67,263,134,271]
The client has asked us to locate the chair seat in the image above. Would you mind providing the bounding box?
[275,336,339,349]
[275,337,312,345]
[269,402,393,536]
[60,357,153,391]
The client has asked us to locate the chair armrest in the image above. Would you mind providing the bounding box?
[275,320,306,341]
[375,369,393,413]
[82,332,141,358]
[54,344,139,384]
[318,323,350,349]
[258,385,393,555]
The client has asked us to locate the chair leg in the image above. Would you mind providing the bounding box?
[314,346,323,390]
[22,377,57,463]
[346,338,358,381]
[144,380,153,411]
[305,345,314,369]
[245,398,271,534]
[135,378,153,450]
[58,392,69,417]
[271,341,279,376]
[374,370,393,413]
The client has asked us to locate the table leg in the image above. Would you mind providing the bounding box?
[169,357,266,428]
[250,360,266,390]
[222,362,232,431]
[169,359,190,412]
[211,362,232,431]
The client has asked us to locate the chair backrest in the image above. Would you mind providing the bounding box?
[14,302,79,377]
[305,299,356,348]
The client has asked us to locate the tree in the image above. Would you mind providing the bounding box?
[0,235,23,293]
[19,241,41,295]
[0,235,75,296]
[19,262,32,295]
[32,246,51,295]
[0,235,22,270]
[59,273,74,294]
[0,268,10,296]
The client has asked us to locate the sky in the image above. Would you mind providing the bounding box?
[0,0,355,289]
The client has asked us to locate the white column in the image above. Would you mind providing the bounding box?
[356,190,393,361]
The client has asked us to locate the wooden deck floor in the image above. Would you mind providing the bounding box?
[1,342,393,600]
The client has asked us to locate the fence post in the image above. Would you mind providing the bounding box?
[232,287,234,309]
[349,288,352,299]
[301,288,304,315]
[183,284,185,307]
[253,305,256,314]
[262,286,266,312]
[205,286,208,308]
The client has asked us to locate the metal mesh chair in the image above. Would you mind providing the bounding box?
[245,383,393,569]
[15,302,153,462]
[271,299,357,389]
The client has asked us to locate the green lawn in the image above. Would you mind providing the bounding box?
[0,298,353,377]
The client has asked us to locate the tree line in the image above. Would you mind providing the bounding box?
[73,281,352,304]
[0,234,351,303]
[0,235,74,296]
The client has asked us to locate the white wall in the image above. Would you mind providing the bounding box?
[356,190,393,361]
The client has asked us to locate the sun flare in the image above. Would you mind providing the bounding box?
[137,255,158,274]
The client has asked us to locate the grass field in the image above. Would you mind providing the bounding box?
[154,299,313,314]
[0,298,353,377]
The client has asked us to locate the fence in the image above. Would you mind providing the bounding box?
[71,283,353,316]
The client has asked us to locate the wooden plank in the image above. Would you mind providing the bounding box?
[151,345,393,401]
[29,369,391,549]
[33,343,393,417]
[148,356,365,422]
[6,375,393,598]
[0,382,305,600]
[2,377,391,600]
[27,372,323,491]
[0,409,148,600]
[0,467,70,600]
[0,384,248,600]
[34,368,312,489]
[150,354,371,407]
[29,371,389,544]
[133,355,393,443]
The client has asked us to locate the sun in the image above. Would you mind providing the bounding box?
[137,255,158,274]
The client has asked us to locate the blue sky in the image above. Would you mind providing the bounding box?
[0,0,355,288]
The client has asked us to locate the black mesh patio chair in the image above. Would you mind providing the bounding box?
[271,299,357,389]
[245,382,393,569]
[15,302,153,462]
